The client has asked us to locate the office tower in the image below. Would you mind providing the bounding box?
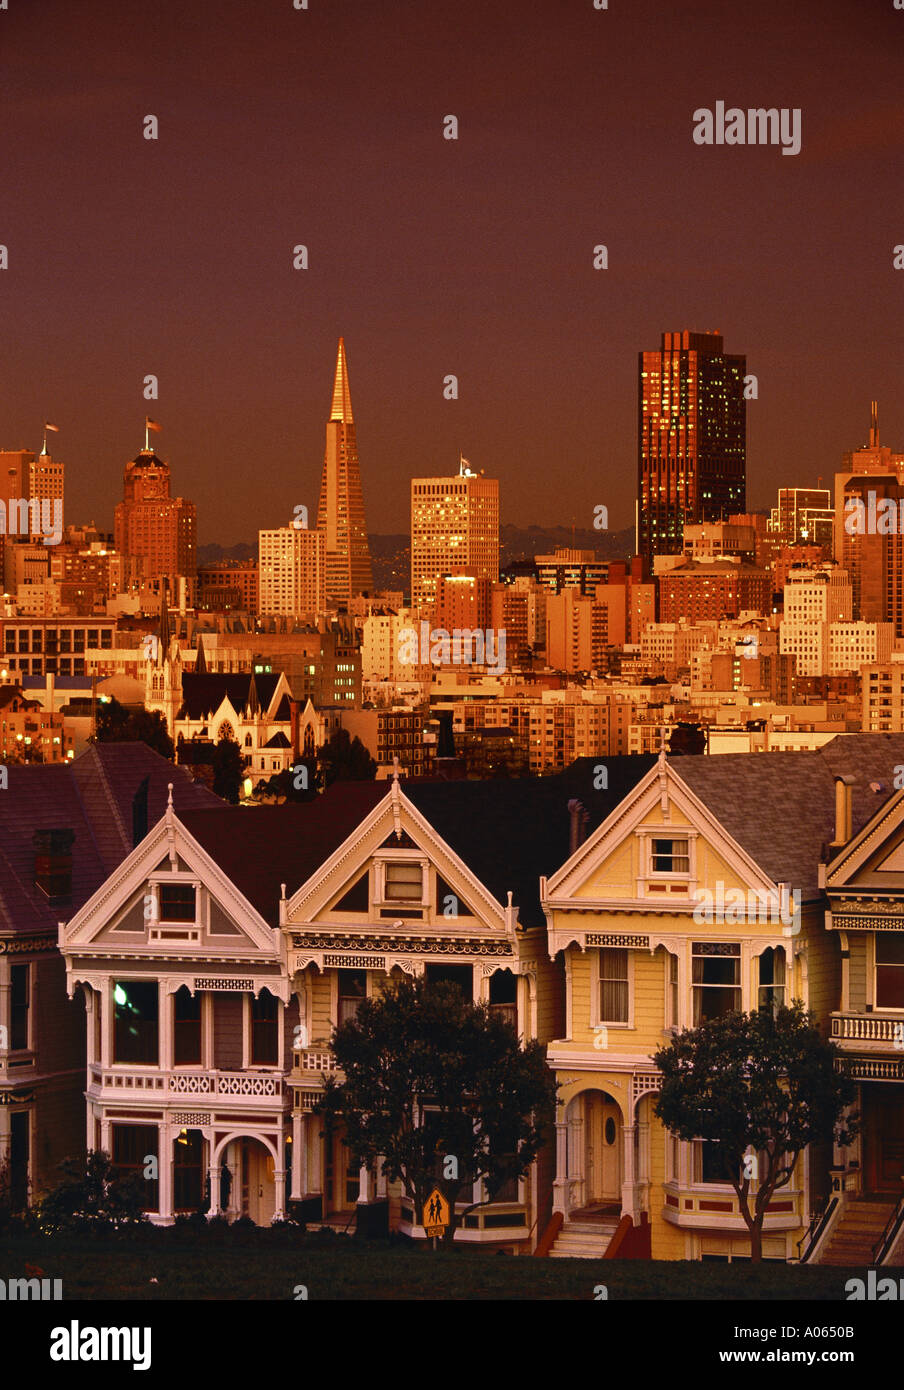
[258,526,325,617]
[779,563,853,676]
[535,548,609,595]
[410,457,499,613]
[637,330,746,565]
[113,434,197,593]
[0,446,64,543]
[315,338,373,606]
[769,487,834,546]
[833,403,904,636]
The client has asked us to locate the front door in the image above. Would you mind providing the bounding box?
[866,1091,904,1194]
[240,1139,276,1224]
[585,1094,620,1204]
[325,1126,359,1213]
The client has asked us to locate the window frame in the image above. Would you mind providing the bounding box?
[595,946,633,1028]
[9,963,30,1052]
[691,941,742,1025]
[112,977,160,1067]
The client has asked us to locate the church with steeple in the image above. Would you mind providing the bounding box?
[145,594,295,782]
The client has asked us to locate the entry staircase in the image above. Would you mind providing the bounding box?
[818,1197,899,1265]
[548,1208,620,1259]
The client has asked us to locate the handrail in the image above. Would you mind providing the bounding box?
[526,1183,556,1249]
[797,1196,836,1264]
[534,1210,563,1257]
[873,1191,904,1265]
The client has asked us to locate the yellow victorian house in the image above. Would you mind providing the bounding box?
[539,738,904,1262]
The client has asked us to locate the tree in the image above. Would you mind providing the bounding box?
[653,1003,858,1261]
[319,975,557,1244]
[318,727,376,786]
[259,759,320,802]
[212,731,244,803]
[668,721,706,756]
[93,696,174,759]
[36,1150,148,1235]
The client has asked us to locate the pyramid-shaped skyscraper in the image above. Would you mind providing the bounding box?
[315,337,374,605]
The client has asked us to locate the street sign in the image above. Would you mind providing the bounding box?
[422,1186,450,1237]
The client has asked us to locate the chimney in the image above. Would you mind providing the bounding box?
[832,775,855,848]
[33,828,75,904]
[289,699,301,761]
[568,798,589,856]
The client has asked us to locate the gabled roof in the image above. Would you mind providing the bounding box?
[179,781,388,921]
[177,673,282,720]
[0,743,221,934]
[179,761,658,929]
[671,735,904,898]
[403,758,657,927]
[263,731,291,748]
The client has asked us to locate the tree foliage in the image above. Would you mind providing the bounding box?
[93,696,174,760]
[36,1150,149,1235]
[319,975,557,1243]
[319,727,376,785]
[653,1003,857,1260]
[212,730,244,803]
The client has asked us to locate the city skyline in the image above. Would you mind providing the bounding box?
[1,0,901,542]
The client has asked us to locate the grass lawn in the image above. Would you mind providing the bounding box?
[0,1228,873,1299]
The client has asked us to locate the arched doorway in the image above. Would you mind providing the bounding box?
[214,1136,277,1225]
[566,1088,622,1213]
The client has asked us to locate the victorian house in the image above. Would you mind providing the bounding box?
[810,777,904,1265]
[539,737,904,1262]
[0,744,218,1210]
[58,766,603,1244]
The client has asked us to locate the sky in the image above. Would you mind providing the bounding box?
[1,0,902,543]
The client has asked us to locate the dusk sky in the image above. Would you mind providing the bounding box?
[2,0,902,543]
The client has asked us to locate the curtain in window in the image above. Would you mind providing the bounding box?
[599,949,628,1022]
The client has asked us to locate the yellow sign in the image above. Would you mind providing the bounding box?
[422,1186,450,1235]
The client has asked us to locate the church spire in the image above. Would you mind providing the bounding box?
[195,632,207,675]
[329,337,354,424]
[157,583,171,664]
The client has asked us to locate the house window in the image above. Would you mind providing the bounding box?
[159,884,196,922]
[113,980,159,1065]
[488,970,518,1032]
[425,963,473,1000]
[112,1123,158,1211]
[667,952,678,1028]
[173,986,202,1066]
[337,969,367,1025]
[876,935,904,1009]
[173,1128,204,1214]
[692,943,741,1024]
[384,862,423,902]
[697,1140,733,1185]
[251,989,279,1066]
[651,838,690,874]
[758,947,786,1015]
[10,964,29,1050]
[598,949,629,1023]
[9,1111,29,1212]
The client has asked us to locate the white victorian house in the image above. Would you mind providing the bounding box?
[58,787,293,1224]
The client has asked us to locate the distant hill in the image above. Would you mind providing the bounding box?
[198,524,636,595]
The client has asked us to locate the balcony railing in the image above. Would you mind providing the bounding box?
[88,1066,285,1102]
[292,1047,341,1074]
[831,1013,903,1046]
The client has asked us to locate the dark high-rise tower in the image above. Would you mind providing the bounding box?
[637,330,746,566]
[315,338,373,606]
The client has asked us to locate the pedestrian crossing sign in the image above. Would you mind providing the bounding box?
[422,1186,450,1235]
